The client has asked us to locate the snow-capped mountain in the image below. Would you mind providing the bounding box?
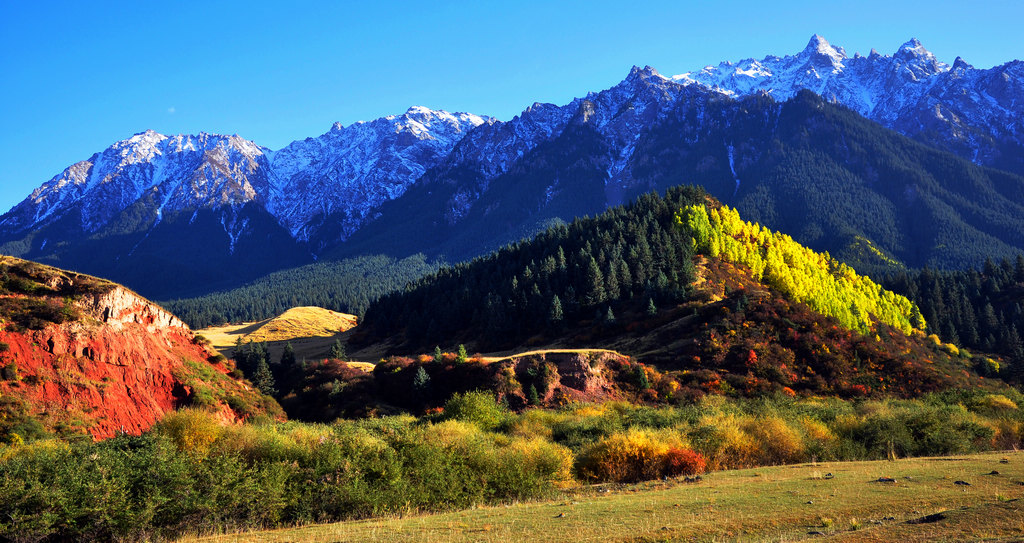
[672,35,1024,170]
[0,131,271,237]
[0,107,486,253]
[267,106,488,243]
[429,65,689,224]
[1,35,1021,300]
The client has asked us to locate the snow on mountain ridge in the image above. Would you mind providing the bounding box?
[4,36,1021,263]
[670,35,952,115]
[663,34,1024,169]
[0,130,273,235]
[267,106,488,241]
[3,105,487,244]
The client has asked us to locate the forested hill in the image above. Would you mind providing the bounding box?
[162,254,439,329]
[886,258,1024,379]
[353,186,923,354]
[352,186,705,351]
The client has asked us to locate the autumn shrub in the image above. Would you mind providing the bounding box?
[977,394,1019,414]
[743,415,806,465]
[154,408,223,458]
[493,437,576,496]
[577,429,688,482]
[505,408,558,440]
[443,390,508,431]
[798,416,840,460]
[662,447,706,476]
[689,413,759,469]
[549,408,625,452]
[833,401,994,459]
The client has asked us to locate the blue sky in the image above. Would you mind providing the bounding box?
[1,0,1021,213]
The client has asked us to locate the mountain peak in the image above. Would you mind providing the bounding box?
[895,38,934,60]
[893,37,947,77]
[951,56,974,72]
[629,65,661,77]
[805,34,845,57]
[404,105,436,117]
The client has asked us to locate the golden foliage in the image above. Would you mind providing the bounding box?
[678,204,925,335]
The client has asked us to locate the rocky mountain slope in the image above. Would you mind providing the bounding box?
[0,109,485,299]
[674,35,1024,174]
[0,256,278,440]
[1,36,1021,300]
[338,88,1024,273]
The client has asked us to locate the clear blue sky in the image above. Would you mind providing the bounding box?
[1,0,1021,213]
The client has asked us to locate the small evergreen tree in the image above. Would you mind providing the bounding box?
[252,357,277,396]
[632,364,650,390]
[584,257,606,306]
[434,345,443,363]
[604,306,616,324]
[329,339,346,360]
[646,297,657,316]
[456,344,468,364]
[413,366,431,395]
[280,342,296,366]
[527,384,540,405]
[549,294,564,325]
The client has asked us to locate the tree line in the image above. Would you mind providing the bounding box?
[355,186,706,351]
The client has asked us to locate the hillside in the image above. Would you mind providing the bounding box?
[340,89,1024,276]
[302,188,1002,419]
[219,306,356,344]
[197,306,358,364]
[885,258,1024,380]
[0,256,279,441]
[164,253,437,329]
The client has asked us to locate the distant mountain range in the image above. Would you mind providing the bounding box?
[2,35,1022,299]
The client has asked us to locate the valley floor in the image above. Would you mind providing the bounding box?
[183,451,1024,542]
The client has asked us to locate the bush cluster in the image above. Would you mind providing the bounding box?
[0,409,573,541]
[3,389,1023,539]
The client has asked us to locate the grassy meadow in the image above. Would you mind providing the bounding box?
[185,451,1024,542]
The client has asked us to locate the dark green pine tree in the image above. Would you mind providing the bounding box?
[605,261,620,300]
[413,366,431,395]
[646,297,658,316]
[549,294,564,325]
[252,357,277,396]
[604,306,616,324]
[329,339,347,361]
[527,384,540,406]
[434,346,443,363]
[584,257,606,306]
[280,342,296,366]
[632,364,649,390]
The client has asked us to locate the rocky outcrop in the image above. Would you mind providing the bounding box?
[505,350,622,404]
[0,257,276,440]
[79,286,186,332]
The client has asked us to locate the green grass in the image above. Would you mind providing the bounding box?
[183,451,1024,543]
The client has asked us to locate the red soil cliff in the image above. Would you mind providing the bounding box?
[0,257,277,440]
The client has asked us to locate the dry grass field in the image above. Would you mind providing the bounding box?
[196,306,358,363]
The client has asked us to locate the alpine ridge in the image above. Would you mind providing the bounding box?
[672,35,1024,173]
[1,36,1022,300]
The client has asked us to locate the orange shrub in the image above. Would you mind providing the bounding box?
[662,448,706,476]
